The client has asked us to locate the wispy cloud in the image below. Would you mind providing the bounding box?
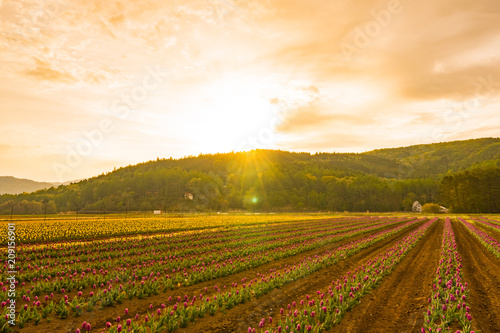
[24,58,77,82]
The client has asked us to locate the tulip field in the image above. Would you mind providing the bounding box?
[1,215,500,333]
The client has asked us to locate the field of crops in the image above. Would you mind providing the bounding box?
[1,215,499,333]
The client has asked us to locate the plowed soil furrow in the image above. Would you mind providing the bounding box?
[329,218,442,333]
[178,220,428,333]
[454,219,500,333]
[18,221,412,333]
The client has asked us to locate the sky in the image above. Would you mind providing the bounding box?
[1,0,499,182]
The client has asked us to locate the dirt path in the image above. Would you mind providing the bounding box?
[453,219,500,333]
[179,220,428,333]
[328,218,443,333]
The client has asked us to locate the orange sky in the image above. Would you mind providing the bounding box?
[1,0,499,182]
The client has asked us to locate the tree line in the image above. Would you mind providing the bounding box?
[439,167,500,213]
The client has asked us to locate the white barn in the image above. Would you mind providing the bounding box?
[412,201,422,212]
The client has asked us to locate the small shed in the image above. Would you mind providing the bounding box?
[439,206,449,213]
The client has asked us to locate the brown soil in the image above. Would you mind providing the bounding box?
[453,219,500,333]
[329,218,443,333]
[177,220,427,333]
[17,220,412,333]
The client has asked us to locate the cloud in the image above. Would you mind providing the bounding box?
[1,0,500,181]
[0,144,14,154]
[277,102,375,134]
[24,58,77,82]
[452,125,500,139]
[278,133,365,152]
[410,112,441,125]
[260,0,500,102]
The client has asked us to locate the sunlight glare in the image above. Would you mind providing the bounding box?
[191,75,277,152]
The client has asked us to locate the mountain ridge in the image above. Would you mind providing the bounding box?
[0,176,57,195]
[0,177,81,195]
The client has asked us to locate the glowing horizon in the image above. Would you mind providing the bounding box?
[1,0,499,182]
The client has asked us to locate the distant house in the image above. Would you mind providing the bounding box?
[153,210,162,215]
[412,201,422,212]
[439,206,449,213]
[184,192,194,200]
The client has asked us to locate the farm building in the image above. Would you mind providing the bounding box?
[412,201,422,212]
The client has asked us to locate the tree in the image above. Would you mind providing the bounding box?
[422,203,440,214]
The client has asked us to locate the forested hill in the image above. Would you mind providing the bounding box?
[366,137,500,178]
[1,138,499,214]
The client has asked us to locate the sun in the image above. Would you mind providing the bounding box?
[146,71,285,155]
[190,75,278,153]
